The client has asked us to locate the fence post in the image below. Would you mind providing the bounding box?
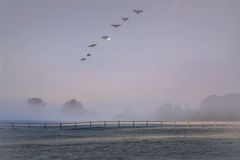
[133,121,135,127]
[146,121,148,127]
[90,121,92,128]
[160,121,163,126]
[59,123,62,130]
[28,123,30,129]
[44,123,46,129]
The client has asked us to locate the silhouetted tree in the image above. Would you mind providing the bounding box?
[27,97,45,106]
[62,99,85,115]
[198,93,240,120]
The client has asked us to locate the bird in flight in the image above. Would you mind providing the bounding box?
[121,17,129,22]
[88,43,97,48]
[102,36,111,41]
[81,58,86,61]
[111,24,121,28]
[79,9,144,64]
[133,9,143,14]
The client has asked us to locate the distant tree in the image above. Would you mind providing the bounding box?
[27,97,45,106]
[62,99,85,115]
[198,93,240,120]
[154,103,194,120]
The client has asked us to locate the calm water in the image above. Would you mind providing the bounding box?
[0,126,240,160]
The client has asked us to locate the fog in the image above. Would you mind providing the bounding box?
[149,93,240,121]
[62,99,86,115]
[0,99,93,121]
[0,93,240,122]
[152,103,195,121]
[198,93,240,121]
[0,0,240,122]
[27,97,46,107]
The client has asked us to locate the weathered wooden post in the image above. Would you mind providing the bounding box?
[59,123,62,130]
[133,121,135,127]
[44,123,46,129]
[11,123,14,129]
[90,121,92,128]
[160,121,163,126]
[104,121,106,128]
[146,121,148,127]
[28,123,30,129]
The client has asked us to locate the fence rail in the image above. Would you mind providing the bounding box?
[0,121,240,130]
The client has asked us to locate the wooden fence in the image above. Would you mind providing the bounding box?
[0,121,240,130]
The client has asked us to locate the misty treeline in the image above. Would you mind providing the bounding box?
[153,93,240,121]
[27,98,86,115]
[26,93,240,121]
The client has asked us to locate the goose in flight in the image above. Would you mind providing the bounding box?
[111,24,121,28]
[121,17,129,22]
[88,43,97,48]
[102,36,111,41]
[133,9,143,14]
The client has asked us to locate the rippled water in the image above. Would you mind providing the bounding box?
[0,126,240,160]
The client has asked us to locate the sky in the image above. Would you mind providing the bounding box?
[0,0,240,116]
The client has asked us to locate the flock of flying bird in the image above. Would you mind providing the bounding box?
[80,9,143,61]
